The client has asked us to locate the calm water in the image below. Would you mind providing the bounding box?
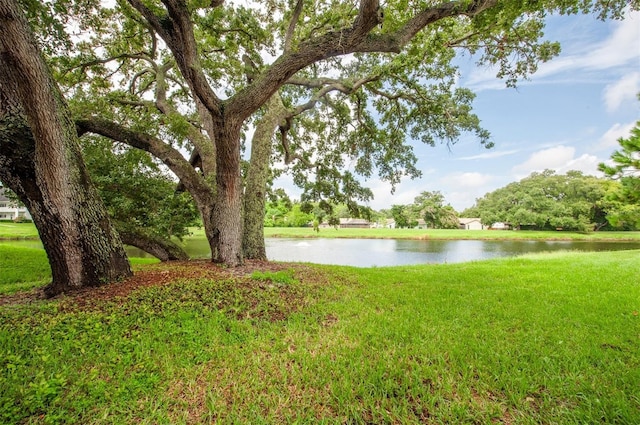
[264,238,640,267]
[4,238,639,267]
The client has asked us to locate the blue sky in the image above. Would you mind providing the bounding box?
[276,8,640,212]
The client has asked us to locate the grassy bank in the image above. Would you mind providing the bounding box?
[1,249,638,424]
[0,245,158,295]
[262,226,640,241]
[4,222,639,242]
[0,222,39,239]
[0,245,51,293]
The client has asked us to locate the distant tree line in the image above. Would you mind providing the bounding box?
[263,161,640,232]
[463,124,640,232]
[462,170,617,231]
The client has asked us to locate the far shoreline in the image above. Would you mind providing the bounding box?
[263,227,640,242]
[2,223,639,243]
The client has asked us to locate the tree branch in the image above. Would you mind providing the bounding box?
[129,68,152,94]
[62,52,151,77]
[288,75,379,117]
[227,0,381,119]
[284,0,304,53]
[76,117,212,203]
[353,0,497,53]
[126,0,222,117]
[228,0,495,121]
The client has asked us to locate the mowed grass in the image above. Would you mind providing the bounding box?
[0,222,40,239]
[1,250,638,424]
[0,245,51,293]
[0,245,158,295]
[4,222,640,242]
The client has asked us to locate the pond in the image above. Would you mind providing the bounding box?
[266,238,640,267]
[4,238,639,267]
[134,237,640,267]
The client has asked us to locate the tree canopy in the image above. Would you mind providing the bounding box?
[410,191,459,229]
[463,170,617,231]
[599,119,640,229]
[82,138,200,259]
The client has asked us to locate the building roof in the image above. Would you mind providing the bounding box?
[0,188,10,202]
[459,217,482,224]
[339,218,370,224]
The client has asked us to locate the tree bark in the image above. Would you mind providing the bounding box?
[117,227,189,261]
[243,94,288,259]
[0,0,131,297]
[211,118,244,265]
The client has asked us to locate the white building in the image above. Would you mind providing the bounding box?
[458,218,484,230]
[339,218,370,228]
[0,188,31,221]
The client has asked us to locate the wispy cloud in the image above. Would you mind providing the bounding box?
[440,172,494,189]
[457,149,520,160]
[598,121,636,149]
[603,72,640,112]
[534,11,639,77]
[464,9,640,91]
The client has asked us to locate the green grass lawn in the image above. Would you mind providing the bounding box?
[0,222,40,239]
[0,245,51,293]
[1,249,638,424]
[0,245,158,295]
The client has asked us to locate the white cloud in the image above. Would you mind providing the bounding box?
[582,10,640,70]
[464,65,504,91]
[438,172,496,211]
[272,173,303,200]
[512,145,604,179]
[457,149,520,160]
[603,72,640,112]
[534,10,640,77]
[367,179,421,209]
[512,145,576,176]
[447,190,487,211]
[555,153,601,175]
[440,172,493,189]
[598,121,636,149]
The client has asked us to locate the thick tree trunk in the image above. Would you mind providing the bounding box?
[0,112,132,297]
[0,0,131,297]
[211,120,244,266]
[117,227,189,261]
[243,94,288,259]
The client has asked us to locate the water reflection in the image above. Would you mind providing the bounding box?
[265,238,640,267]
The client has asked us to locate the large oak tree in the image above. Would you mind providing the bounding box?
[0,0,132,296]
[463,170,615,231]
